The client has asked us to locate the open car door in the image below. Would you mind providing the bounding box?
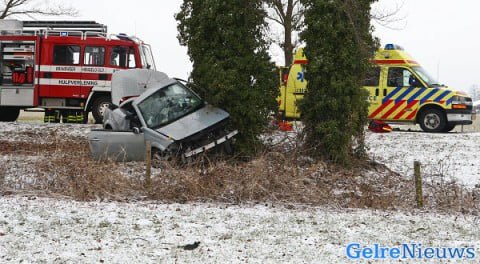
[88,130,146,161]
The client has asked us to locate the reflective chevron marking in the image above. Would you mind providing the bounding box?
[420,89,439,104]
[393,100,418,120]
[382,100,405,119]
[406,109,418,120]
[370,87,455,122]
[369,100,392,119]
[395,87,415,103]
[408,88,427,104]
[434,90,451,103]
[382,86,402,103]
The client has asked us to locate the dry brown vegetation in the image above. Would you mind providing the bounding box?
[0,130,479,213]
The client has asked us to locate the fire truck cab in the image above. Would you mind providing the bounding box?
[278,44,473,132]
[0,20,156,123]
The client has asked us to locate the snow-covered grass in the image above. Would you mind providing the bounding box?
[0,196,478,263]
[366,130,480,187]
[0,121,479,262]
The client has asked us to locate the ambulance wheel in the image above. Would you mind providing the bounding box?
[0,107,20,122]
[92,96,112,124]
[442,124,456,133]
[419,108,446,133]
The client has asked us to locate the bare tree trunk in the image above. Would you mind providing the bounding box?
[267,0,301,66]
[283,0,294,66]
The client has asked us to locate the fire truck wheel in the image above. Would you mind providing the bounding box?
[92,96,112,124]
[0,107,20,122]
[419,108,446,133]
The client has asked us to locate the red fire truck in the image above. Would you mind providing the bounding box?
[0,20,156,123]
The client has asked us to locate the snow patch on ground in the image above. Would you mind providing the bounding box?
[0,122,98,142]
[366,131,480,187]
[1,122,480,262]
[0,197,478,263]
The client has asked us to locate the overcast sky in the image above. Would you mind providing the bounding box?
[30,0,480,93]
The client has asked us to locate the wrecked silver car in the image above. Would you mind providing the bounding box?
[88,69,237,161]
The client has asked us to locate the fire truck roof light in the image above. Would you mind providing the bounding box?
[117,33,131,41]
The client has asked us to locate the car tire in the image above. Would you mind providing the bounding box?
[442,123,456,133]
[419,108,446,133]
[222,141,234,155]
[151,148,176,168]
[0,107,20,122]
[92,96,112,124]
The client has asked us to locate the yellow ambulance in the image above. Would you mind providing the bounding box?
[278,44,473,132]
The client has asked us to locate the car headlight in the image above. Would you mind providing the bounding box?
[451,96,472,109]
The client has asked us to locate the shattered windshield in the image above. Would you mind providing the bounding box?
[138,83,203,128]
[412,66,439,87]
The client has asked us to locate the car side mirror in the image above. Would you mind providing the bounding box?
[133,127,141,134]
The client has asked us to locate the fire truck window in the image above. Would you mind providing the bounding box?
[387,67,412,87]
[110,46,125,67]
[128,48,136,68]
[110,46,136,68]
[84,46,105,66]
[53,45,80,65]
[363,67,380,86]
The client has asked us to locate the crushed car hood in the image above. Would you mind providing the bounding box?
[156,105,229,140]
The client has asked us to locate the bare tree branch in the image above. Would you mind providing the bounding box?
[0,0,78,19]
[371,0,406,30]
[265,0,305,66]
[266,0,405,66]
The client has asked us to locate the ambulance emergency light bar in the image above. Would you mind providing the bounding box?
[384,44,404,51]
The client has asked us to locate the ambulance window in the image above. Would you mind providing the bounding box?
[110,46,136,68]
[388,67,413,87]
[363,67,380,86]
[53,45,80,65]
[84,46,105,66]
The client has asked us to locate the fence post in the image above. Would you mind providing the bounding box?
[414,161,423,208]
[145,141,152,189]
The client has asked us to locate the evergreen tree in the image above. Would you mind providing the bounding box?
[176,0,278,155]
[299,0,378,164]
